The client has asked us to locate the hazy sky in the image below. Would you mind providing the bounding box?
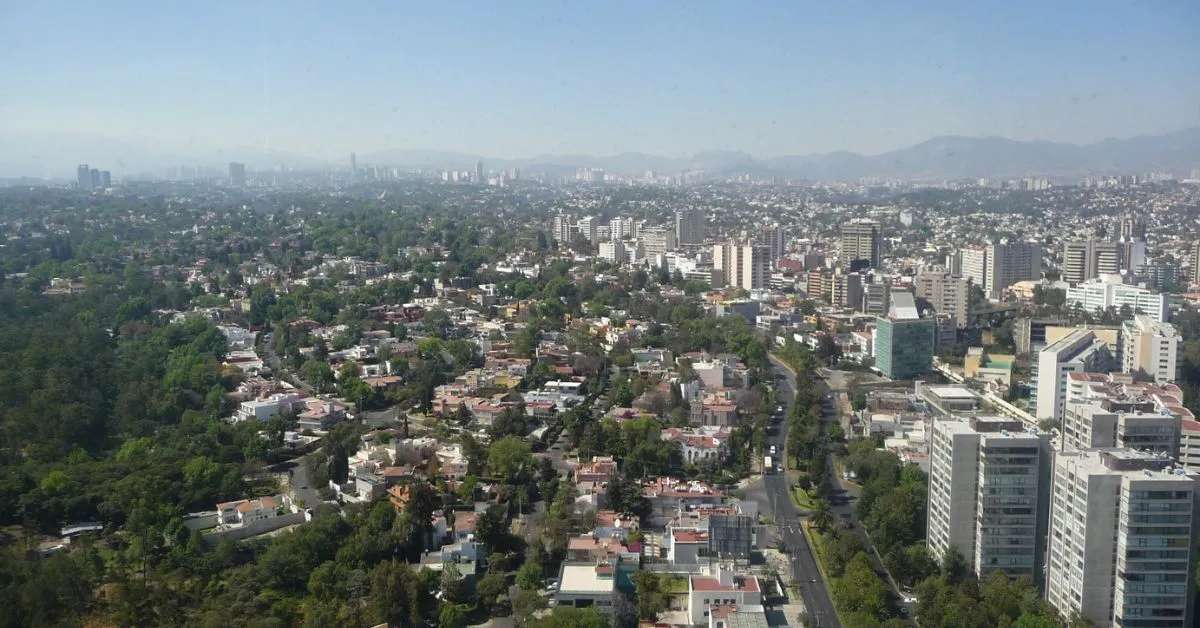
[4,1,1199,159]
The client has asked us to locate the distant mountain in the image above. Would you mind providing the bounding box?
[3,127,1198,181]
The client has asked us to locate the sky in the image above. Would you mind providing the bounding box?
[2,0,1199,162]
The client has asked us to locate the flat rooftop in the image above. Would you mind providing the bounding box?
[558,563,616,595]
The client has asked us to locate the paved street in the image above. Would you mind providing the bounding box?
[764,354,840,628]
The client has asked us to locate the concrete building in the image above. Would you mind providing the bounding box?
[914,266,969,328]
[927,417,1051,582]
[861,280,890,316]
[228,162,247,187]
[1121,315,1180,383]
[1045,449,1197,627]
[960,246,988,294]
[1061,239,1120,285]
[675,209,705,245]
[875,291,935,380]
[552,213,574,244]
[755,225,786,262]
[840,220,881,269]
[599,240,627,265]
[576,216,599,244]
[984,241,1042,300]
[713,241,768,291]
[1192,240,1200,286]
[1034,330,1117,422]
[688,565,762,625]
[1065,275,1168,322]
[641,226,677,259]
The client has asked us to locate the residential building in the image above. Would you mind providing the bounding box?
[1034,329,1116,422]
[984,241,1042,300]
[675,209,705,245]
[688,565,762,625]
[914,266,969,328]
[862,280,890,316]
[713,241,768,291]
[755,225,785,262]
[1061,239,1120,285]
[641,226,677,259]
[927,417,1051,582]
[599,240,627,264]
[1045,449,1197,627]
[552,213,574,244]
[874,291,934,380]
[960,246,988,294]
[840,220,881,269]
[1121,315,1180,383]
[1065,275,1168,322]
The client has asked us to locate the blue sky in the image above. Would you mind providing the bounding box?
[3,1,1198,159]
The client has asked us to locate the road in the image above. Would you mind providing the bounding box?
[765,354,840,628]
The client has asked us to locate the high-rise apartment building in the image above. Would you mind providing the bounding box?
[874,291,934,379]
[1121,315,1180,384]
[959,247,987,293]
[1034,329,1117,422]
[839,220,881,269]
[713,241,768,291]
[598,240,626,264]
[640,227,677,260]
[984,241,1042,300]
[1045,449,1197,627]
[1062,239,1121,285]
[609,216,632,240]
[861,280,890,316]
[1191,240,1200,286]
[576,216,599,244]
[914,266,969,328]
[229,162,247,187]
[755,225,786,262]
[674,210,705,245]
[927,417,1051,582]
[552,213,574,244]
[1119,214,1146,241]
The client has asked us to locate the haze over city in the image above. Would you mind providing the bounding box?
[3,0,1199,177]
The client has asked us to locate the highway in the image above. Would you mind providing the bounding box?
[765,354,840,628]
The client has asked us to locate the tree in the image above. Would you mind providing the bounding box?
[516,559,543,591]
[488,436,533,484]
[810,498,834,532]
[527,606,607,628]
[477,572,508,613]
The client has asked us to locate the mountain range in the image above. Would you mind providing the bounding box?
[3,127,1199,181]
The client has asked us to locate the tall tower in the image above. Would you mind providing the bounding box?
[839,220,881,269]
[77,164,92,189]
[476,160,484,184]
[350,152,358,176]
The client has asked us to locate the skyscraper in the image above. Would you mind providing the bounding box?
[552,213,574,244]
[76,164,91,189]
[350,152,357,175]
[755,225,786,262]
[475,160,484,184]
[674,209,704,245]
[99,171,111,188]
[228,162,247,187]
[1044,449,1197,627]
[839,220,881,269]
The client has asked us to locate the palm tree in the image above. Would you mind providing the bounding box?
[810,497,833,532]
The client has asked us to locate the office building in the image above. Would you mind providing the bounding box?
[914,266,969,328]
[840,220,881,269]
[1065,276,1168,322]
[675,210,705,245]
[1121,315,1180,383]
[229,162,247,187]
[1062,240,1121,285]
[99,170,111,188]
[874,291,934,380]
[984,241,1042,300]
[927,417,1051,582]
[76,164,92,189]
[475,160,484,184]
[598,240,626,265]
[89,168,101,189]
[1045,449,1197,627]
[1034,329,1117,422]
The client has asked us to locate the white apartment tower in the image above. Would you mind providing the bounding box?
[1045,449,1197,627]
[1121,315,1180,383]
[713,241,769,291]
[927,417,1051,582]
[1035,329,1116,422]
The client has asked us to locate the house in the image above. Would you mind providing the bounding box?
[216,495,290,527]
[235,392,303,423]
[296,397,348,431]
[661,426,732,464]
[688,565,762,625]
[554,562,618,613]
